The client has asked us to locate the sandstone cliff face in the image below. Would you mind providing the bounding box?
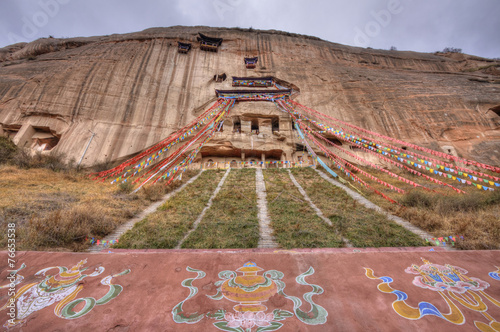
[0,26,499,166]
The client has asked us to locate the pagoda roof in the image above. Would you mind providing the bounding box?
[232,76,273,81]
[215,89,291,100]
[197,33,223,46]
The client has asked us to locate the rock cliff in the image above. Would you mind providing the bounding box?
[0,26,499,166]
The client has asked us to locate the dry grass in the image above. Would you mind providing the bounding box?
[0,164,197,251]
[290,168,425,247]
[264,168,344,249]
[182,169,260,249]
[320,164,500,249]
[114,170,225,249]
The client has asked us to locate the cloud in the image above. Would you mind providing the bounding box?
[0,0,498,58]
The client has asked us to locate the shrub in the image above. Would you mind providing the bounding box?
[12,149,68,171]
[117,181,135,194]
[12,148,33,168]
[90,160,114,173]
[30,151,67,171]
[25,205,116,251]
[141,184,166,201]
[0,137,17,164]
[435,193,483,215]
[399,190,434,208]
[443,47,462,53]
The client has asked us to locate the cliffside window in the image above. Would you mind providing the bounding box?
[177,42,192,54]
[32,127,60,151]
[295,143,305,151]
[251,120,259,134]
[233,118,241,133]
[197,33,223,52]
[244,57,258,69]
[272,118,279,132]
[291,120,296,130]
[214,73,227,82]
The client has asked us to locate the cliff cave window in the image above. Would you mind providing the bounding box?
[401,146,407,150]
[233,118,241,133]
[197,33,223,52]
[1,124,20,139]
[32,127,60,151]
[214,73,227,83]
[251,120,259,134]
[291,119,296,130]
[244,57,258,69]
[177,42,192,54]
[272,118,279,132]
[295,143,305,151]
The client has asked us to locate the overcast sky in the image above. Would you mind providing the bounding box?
[0,0,499,58]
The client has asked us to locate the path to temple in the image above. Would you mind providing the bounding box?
[175,168,231,249]
[256,168,278,248]
[2,248,499,331]
[314,168,438,244]
[288,169,352,247]
[88,170,205,252]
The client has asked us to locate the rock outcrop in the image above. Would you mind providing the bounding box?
[0,26,499,166]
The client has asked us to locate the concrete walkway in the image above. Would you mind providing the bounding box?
[88,171,204,252]
[314,169,439,245]
[288,169,352,247]
[175,168,231,249]
[256,168,278,248]
[3,249,498,331]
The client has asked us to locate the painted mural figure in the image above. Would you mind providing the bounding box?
[366,258,500,332]
[172,261,328,331]
[0,259,130,329]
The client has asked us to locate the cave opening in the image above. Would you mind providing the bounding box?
[272,117,279,132]
[32,127,60,151]
[233,117,241,133]
[251,119,259,134]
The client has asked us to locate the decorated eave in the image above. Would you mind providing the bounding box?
[197,33,223,51]
[177,42,192,53]
[215,89,291,101]
[244,56,258,68]
[232,76,273,87]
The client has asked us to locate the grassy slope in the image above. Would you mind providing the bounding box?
[182,168,260,249]
[264,168,344,249]
[290,168,425,247]
[345,166,500,249]
[115,170,225,249]
[0,165,197,251]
